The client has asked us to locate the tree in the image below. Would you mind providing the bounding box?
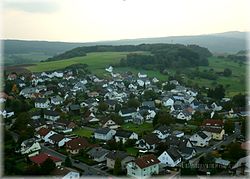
[224,120,234,134]
[143,90,158,100]
[227,142,246,160]
[40,158,56,175]
[223,68,232,77]
[98,102,109,112]
[64,156,72,167]
[153,109,175,127]
[127,98,140,108]
[113,158,122,175]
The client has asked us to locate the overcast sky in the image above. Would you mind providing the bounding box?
[2,0,250,42]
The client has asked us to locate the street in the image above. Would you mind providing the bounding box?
[40,144,111,177]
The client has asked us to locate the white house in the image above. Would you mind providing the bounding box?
[105,66,113,73]
[36,127,57,142]
[162,97,174,107]
[190,131,211,147]
[20,138,41,157]
[48,134,71,147]
[35,98,50,109]
[44,110,60,121]
[152,125,171,139]
[94,128,116,141]
[138,72,147,78]
[158,148,182,167]
[127,154,160,179]
[50,96,64,105]
[115,130,138,144]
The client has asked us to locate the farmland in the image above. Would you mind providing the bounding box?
[22,52,246,97]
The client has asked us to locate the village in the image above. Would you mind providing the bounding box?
[2,64,248,178]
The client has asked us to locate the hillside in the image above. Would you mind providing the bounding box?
[3,31,248,66]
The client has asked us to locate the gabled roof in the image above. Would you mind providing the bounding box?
[202,119,224,127]
[120,108,137,115]
[35,98,48,103]
[29,153,61,165]
[166,147,182,162]
[142,133,160,145]
[87,147,110,158]
[115,130,133,138]
[37,127,50,136]
[135,154,160,169]
[65,137,89,150]
[49,134,65,142]
[155,125,171,134]
[197,131,208,139]
[95,128,112,135]
[202,126,223,134]
[44,110,60,116]
[106,150,128,160]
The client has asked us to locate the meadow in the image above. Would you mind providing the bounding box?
[24,52,246,97]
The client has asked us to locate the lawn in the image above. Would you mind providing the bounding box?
[126,147,139,156]
[121,122,153,136]
[73,128,93,138]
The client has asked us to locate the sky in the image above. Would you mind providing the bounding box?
[2,0,250,42]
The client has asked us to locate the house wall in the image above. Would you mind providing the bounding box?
[127,162,159,178]
[44,131,57,142]
[21,142,41,155]
[158,151,181,167]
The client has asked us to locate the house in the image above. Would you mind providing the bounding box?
[119,108,137,118]
[7,73,17,80]
[29,119,47,131]
[100,119,119,129]
[136,133,160,150]
[69,104,80,115]
[138,72,147,78]
[106,150,134,170]
[88,91,99,98]
[190,131,211,147]
[105,66,113,73]
[211,102,223,111]
[142,101,155,109]
[214,158,230,169]
[152,125,171,139]
[158,147,182,167]
[20,87,38,98]
[48,134,71,147]
[51,166,80,179]
[53,119,76,131]
[87,147,110,162]
[20,138,41,157]
[29,153,62,166]
[162,97,174,107]
[35,98,50,109]
[44,110,60,121]
[172,130,185,138]
[94,128,116,141]
[36,127,57,142]
[115,130,138,144]
[232,155,250,176]
[175,111,192,121]
[202,119,224,128]
[127,154,160,179]
[50,96,64,105]
[105,100,116,111]
[31,111,42,120]
[65,137,90,155]
[202,127,225,141]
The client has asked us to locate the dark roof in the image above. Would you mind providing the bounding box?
[87,147,110,158]
[202,127,223,134]
[202,119,224,127]
[197,131,208,139]
[156,125,171,134]
[135,154,160,169]
[115,130,133,138]
[29,153,61,165]
[35,98,48,103]
[120,108,137,115]
[69,104,80,111]
[142,133,160,145]
[49,134,65,142]
[106,150,128,160]
[44,110,60,116]
[179,147,196,155]
[167,147,182,161]
[142,101,155,108]
[65,137,89,150]
[95,128,112,135]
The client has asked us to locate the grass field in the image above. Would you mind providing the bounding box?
[73,128,93,138]
[121,122,153,136]
[26,51,146,74]
[25,52,246,97]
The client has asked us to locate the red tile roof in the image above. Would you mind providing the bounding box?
[29,153,61,165]
[37,127,50,136]
[135,154,160,169]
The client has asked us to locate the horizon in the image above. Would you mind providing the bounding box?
[3,30,249,43]
[3,0,250,42]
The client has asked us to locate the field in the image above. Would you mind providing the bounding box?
[26,51,146,74]
[73,128,93,138]
[22,52,246,97]
[121,122,153,136]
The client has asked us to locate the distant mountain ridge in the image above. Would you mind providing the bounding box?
[3,31,249,65]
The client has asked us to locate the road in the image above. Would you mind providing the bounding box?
[189,131,239,165]
[40,144,111,177]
